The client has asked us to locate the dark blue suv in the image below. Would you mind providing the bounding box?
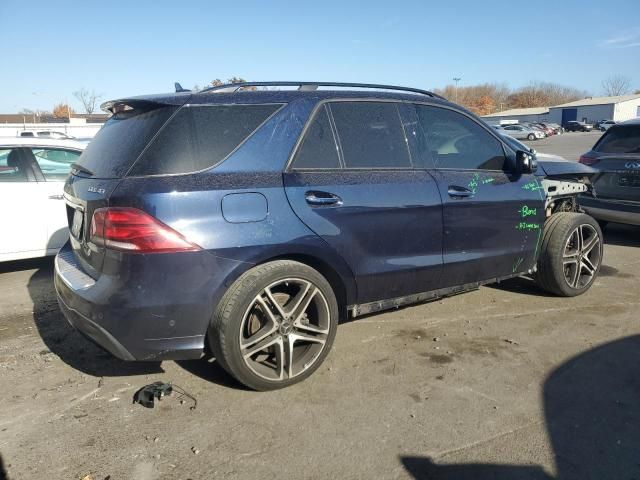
[55,82,603,390]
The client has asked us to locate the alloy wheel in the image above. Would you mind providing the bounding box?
[239,278,330,382]
[562,224,601,289]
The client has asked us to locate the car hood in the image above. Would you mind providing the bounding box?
[534,153,597,177]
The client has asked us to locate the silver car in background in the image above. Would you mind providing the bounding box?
[498,124,545,141]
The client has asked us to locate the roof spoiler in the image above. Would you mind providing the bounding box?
[101,92,192,114]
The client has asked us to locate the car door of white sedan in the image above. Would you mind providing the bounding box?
[0,148,47,261]
[31,148,83,253]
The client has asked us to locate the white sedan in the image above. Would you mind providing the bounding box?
[0,137,86,262]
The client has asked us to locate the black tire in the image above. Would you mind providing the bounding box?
[527,133,536,141]
[208,260,339,391]
[535,213,603,297]
[597,220,608,231]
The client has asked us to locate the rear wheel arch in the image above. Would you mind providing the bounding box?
[258,253,354,320]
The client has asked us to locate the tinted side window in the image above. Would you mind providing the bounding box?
[415,105,506,170]
[32,148,81,181]
[292,105,340,169]
[329,102,411,169]
[130,104,282,176]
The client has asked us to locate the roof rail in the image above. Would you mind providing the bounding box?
[200,81,445,99]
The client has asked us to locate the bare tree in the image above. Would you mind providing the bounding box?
[73,88,103,114]
[601,75,631,96]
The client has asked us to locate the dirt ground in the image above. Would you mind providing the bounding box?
[1,131,639,480]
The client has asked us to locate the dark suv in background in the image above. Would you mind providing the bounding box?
[579,118,640,226]
[55,82,603,390]
[564,121,593,132]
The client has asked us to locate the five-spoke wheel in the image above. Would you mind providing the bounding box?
[535,212,603,296]
[562,224,601,289]
[239,278,331,382]
[209,261,338,391]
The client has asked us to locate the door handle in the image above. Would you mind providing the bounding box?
[305,191,343,207]
[48,194,64,200]
[447,185,474,198]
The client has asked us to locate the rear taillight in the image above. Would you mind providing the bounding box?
[579,154,599,166]
[90,207,201,253]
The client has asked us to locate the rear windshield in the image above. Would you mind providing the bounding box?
[74,106,176,178]
[594,126,640,154]
[129,104,282,176]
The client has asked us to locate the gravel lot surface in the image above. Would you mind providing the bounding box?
[1,131,638,480]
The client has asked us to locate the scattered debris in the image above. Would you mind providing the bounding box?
[80,473,93,480]
[132,381,197,410]
[133,382,173,408]
[409,413,415,418]
[98,377,104,388]
[432,337,440,342]
[191,447,200,455]
[502,338,520,345]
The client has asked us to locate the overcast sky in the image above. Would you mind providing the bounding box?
[1,0,639,112]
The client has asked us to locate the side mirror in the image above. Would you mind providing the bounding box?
[516,150,537,174]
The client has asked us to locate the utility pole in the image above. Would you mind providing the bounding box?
[453,77,461,103]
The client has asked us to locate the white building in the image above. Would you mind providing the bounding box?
[483,94,640,125]
[547,94,640,125]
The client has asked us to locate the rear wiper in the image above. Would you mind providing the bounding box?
[71,163,94,176]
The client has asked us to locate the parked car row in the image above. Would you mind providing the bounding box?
[492,122,562,140]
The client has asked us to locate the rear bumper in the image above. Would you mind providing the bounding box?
[57,290,136,361]
[580,196,640,226]
[54,242,249,361]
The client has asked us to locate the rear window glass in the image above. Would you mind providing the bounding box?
[75,106,176,178]
[329,102,411,169]
[594,126,640,154]
[292,105,341,169]
[130,104,282,176]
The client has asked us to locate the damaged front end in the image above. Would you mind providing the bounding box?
[534,156,598,217]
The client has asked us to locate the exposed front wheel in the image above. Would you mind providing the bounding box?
[535,213,603,296]
[209,260,338,391]
[527,133,536,140]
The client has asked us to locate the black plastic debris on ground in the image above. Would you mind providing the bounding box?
[133,381,197,410]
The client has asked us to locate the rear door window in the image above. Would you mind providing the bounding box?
[414,105,506,170]
[130,104,283,176]
[292,105,341,169]
[594,126,640,153]
[329,102,412,169]
[32,148,82,181]
[0,148,33,182]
